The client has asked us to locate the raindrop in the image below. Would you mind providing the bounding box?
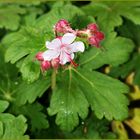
[61,101,64,104]
[14,82,18,85]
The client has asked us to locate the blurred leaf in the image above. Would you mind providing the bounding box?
[0,0,48,5]
[0,100,9,113]
[116,19,140,47]
[109,20,140,87]
[23,6,43,26]
[82,1,140,32]
[125,108,140,134]
[48,66,129,131]
[112,120,128,140]
[35,3,95,33]
[0,5,26,30]
[129,86,140,101]
[110,52,140,86]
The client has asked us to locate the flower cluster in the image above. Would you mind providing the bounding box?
[36,19,104,71]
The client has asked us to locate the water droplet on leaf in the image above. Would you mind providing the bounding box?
[14,81,18,85]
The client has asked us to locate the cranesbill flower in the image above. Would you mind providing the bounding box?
[42,33,85,65]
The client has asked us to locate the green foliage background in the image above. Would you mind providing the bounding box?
[0,0,140,139]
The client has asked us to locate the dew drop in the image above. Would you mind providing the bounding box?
[14,82,18,85]
[81,121,85,125]
[61,101,64,104]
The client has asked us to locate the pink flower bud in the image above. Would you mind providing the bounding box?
[36,52,44,61]
[51,58,60,69]
[87,23,98,32]
[88,36,100,47]
[96,31,104,40]
[41,60,51,71]
[55,19,71,33]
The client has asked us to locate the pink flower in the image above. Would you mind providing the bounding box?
[55,19,72,34]
[43,33,85,65]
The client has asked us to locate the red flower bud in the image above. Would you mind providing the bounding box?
[87,23,98,32]
[88,36,100,47]
[55,19,71,33]
[96,31,104,40]
[36,52,44,61]
[41,60,51,71]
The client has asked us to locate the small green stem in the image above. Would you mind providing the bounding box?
[51,69,57,90]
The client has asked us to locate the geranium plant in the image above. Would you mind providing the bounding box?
[0,0,140,139]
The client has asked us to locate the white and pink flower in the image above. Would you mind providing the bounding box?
[42,33,85,65]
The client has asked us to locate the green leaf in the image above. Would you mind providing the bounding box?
[35,3,85,33]
[2,27,47,82]
[0,114,28,140]
[0,45,50,106]
[10,103,49,132]
[0,0,48,5]
[48,68,89,131]
[116,19,140,47]
[35,2,95,33]
[0,5,26,30]
[13,76,50,106]
[110,53,140,86]
[63,114,116,139]
[0,44,19,102]
[82,1,140,32]
[48,66,129,131]
[109,20,140,86]
[79,32,134,70]
[19,53,41,83]
[0,100,9,113]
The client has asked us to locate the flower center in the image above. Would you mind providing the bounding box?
[61,44,67,48]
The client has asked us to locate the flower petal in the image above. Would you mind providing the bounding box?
[46,38,61,50]
[43,50,60,61]
[59,51,71,65]
[68,41,85,53]
[62,33,76,45]
[70,53,74,60]
[45,41,50,48]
